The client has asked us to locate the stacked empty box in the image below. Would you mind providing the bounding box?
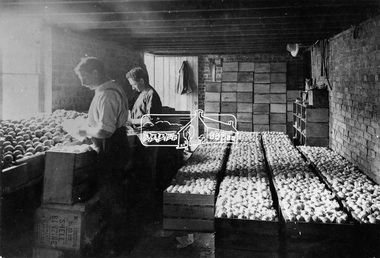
[205,61,295,134]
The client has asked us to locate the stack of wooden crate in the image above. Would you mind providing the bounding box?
[205,62,300,135]
[34,149,103,257]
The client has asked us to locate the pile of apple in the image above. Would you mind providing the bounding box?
[165,177,215,195]
[262,132,349,223]
[188,143,227,162]
[298,146,380,224]
[165,143,228,195]
[215,136,277,220]
[215,175,277,220]
[1,109,87,168]
[226,141,266,178]
[235,131,261,143]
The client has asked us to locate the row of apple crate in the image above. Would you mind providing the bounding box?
[163,131,380,257]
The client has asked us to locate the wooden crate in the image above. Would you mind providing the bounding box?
[254,83,271,93]
[163,192,215,232]
[238,72,254,82]
[254,73,270,84]
[270,83,286,93]
[34,195,103,252]
[237,92,253,103]
[237,82,253,92]
[221,102,237,113]
[222,72,238,82]
[15,152,45,180]
[237,122,253,132]
[222,82,237,92]
[356,223,380,257]
[307,90,328,107]
[255,63,270,73]
[223,62,239,71]
[43,150,97,204]
[238,62,255,72]
[2,163,28,192]
[205,92,221,102]
[284,220,357,257]
[205,82,222,92]
[215,218,281,252]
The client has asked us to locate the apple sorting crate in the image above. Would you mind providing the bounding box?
[43,150,97,204]
[2,152,45,193]
[215,217,281,253]
[34,194,103,253]
[281,208,357,257]
[163,192,215,232]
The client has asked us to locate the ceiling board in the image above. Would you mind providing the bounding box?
[1,0,379,54]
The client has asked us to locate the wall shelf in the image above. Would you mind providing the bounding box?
[292,101,329,147]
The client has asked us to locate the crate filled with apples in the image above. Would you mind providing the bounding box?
[262,132,355,256]
[1,110,88,192]
[298,146,380,257]
[163,143,229,232]
[214,134,280,253]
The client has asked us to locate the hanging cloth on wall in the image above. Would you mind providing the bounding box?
[176,61,193,95]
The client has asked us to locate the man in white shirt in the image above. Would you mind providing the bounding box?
[74,56,130,256]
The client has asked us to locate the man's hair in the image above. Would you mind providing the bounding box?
[74,57,106,77]
[126,67,149,84]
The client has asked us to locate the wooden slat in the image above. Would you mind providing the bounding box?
[163,192,214,206]
[163,204,214,219]
[237,103,253,113]
[222,72,238,82]
[221,82,237,92]
[221,92,237,102]
[221,102,237,113]
[306,108,329,122]
[2,163,28,192]
[205,82,221,92]
[254,124,270,132]
[223,62,238,72]
[254,83,270,93]
[237,122,253,132]
[253,114,269,124]
[237,113,253,123]
[253,104,270,114]
[238,72,254,82]
[237,92,253,103]
[238,62,255,72]
[237,82,253,92]
[255,63,270,73]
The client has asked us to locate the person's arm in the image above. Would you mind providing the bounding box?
[78,127,112,139]
[81,90,119,139]
[146,90,162,122]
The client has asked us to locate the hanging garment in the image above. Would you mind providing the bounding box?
[176,60,192,95]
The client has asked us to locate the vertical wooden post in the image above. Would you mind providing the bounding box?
[40,25,52,113]
[0,42,3,120]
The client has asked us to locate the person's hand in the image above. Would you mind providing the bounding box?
[125,120,133,126]
[141,116,151,125]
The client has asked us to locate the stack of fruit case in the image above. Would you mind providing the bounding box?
[214,132,280,254]
[163,143,228,231]
[298,146,380,224]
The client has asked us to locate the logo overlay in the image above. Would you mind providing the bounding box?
[140,109,238,148]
